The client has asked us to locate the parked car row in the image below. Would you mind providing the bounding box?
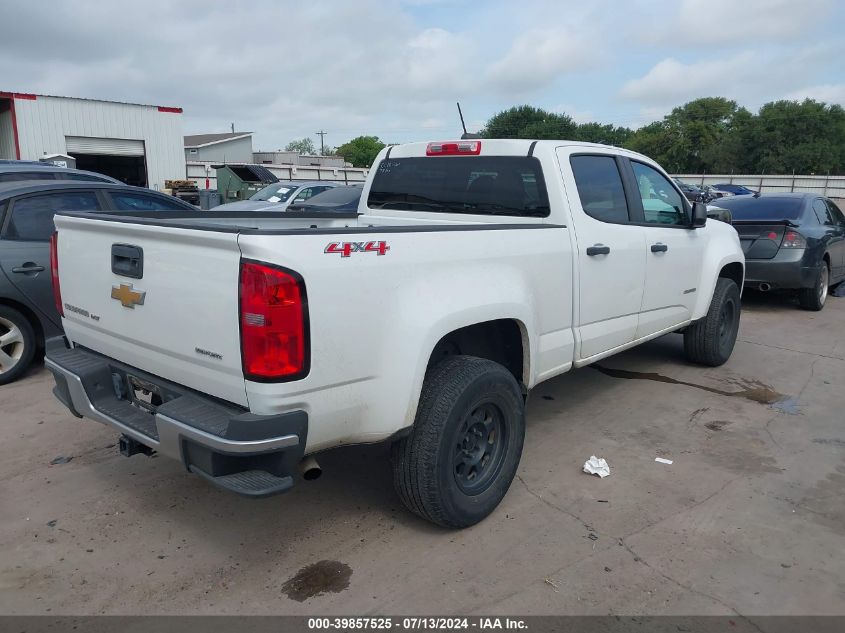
[673,178,759,204]
[0,160,364,384]
[709,193,845,310]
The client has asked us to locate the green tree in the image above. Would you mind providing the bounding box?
[574,122,634,146]
[746,100,845,174]
[336,136,386,167]
[285,137,316,154]
[482,105,578,139]
[625,97,747,173]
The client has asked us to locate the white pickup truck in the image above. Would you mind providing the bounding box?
[46,140,744,528]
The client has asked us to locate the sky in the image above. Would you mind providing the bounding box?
[1,0,843,151]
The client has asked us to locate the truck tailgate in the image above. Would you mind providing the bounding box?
[54,215,248,407]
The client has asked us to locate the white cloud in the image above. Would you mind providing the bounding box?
[784,84,845,105]
[670,0,832,44]
[620,54,758,104]
[485,27,599,93]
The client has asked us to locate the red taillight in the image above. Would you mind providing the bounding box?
[426,141,481,156]
[50,231,63,317]
[239,261,309,381]
[781,230,807,249]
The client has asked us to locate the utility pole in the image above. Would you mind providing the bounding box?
[315,130,327,156]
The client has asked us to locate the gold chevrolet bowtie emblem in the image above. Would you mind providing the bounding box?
[111,283,146,308]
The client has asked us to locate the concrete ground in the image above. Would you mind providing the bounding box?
[1,291,843,616]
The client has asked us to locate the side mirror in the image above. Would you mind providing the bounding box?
[691,202,708,228]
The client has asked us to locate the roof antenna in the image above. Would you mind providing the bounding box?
[457,102,481,139]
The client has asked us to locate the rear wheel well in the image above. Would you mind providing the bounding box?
[428,319,526,390]
[719,262,744,290]
[0,298,44,349]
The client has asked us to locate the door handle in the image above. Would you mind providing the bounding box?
[586,244,611,256]
[650,243,668,253]
[11,264,45,274]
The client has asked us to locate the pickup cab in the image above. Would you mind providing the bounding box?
[45,140,745,528]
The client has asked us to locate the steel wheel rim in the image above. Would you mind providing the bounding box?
[819,267,828,304]
[0,316,25,375]
[718,297,737,355]
[452,402,508,495]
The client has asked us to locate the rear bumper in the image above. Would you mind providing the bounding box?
[45,336,307,497]
[744,249,817,290]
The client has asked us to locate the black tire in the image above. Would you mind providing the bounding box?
[0,305,37,385]
[391,355,525,528]
[798,263,828,311]
[683,278,740,367]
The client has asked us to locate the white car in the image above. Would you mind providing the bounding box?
[211,180,337,212]
[46,139,745,528]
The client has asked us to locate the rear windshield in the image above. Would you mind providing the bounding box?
[714,196,804,221]
[367,156,550,217]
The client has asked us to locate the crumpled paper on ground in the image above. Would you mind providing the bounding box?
[583,455,610,478]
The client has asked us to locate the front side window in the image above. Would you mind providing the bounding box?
[367,156,550,217]
[6,191,100,241]
[631,161,688,226]
[294,186,331,202]
[109,191,190,211]
[570,155,629,224]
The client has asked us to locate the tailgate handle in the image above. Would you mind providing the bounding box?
[112,244,144,279]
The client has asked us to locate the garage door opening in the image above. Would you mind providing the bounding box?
[70,153,147,186]
[65,136,147,187]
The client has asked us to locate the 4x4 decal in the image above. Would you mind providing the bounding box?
[324,241,390,258]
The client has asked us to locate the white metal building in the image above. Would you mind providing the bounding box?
[184,132,254,163]
[0,91,185,190]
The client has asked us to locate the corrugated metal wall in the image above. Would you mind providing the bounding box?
[676,174,845,198]
[186,161,369,189]
[12,95,185,190]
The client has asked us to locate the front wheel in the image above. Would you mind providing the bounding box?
[391,355,525,528]
[683,278,741,367]
[798,263,828,311]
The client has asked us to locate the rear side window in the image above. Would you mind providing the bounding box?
[813,199,834,225]
[64,172,111,182]
[109,191,191,211]
[570,155,629,224]
[826,200,845,226]
[0,171,57,182]
[367,156,550,217]
[6,191,100,241]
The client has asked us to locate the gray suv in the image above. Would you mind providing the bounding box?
[0,181,197,384]
[0,163,120,184]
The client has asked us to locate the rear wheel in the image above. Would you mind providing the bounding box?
[798,263,828,311]
[391,355,525,528]
[0,306,36,385]
[684,278,741,367]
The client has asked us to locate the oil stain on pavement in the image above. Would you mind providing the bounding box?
[592,365,790,406]
[282,560,353,602]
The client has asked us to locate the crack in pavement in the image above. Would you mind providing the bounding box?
[514,473,764,622]
[737,339,845,362]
